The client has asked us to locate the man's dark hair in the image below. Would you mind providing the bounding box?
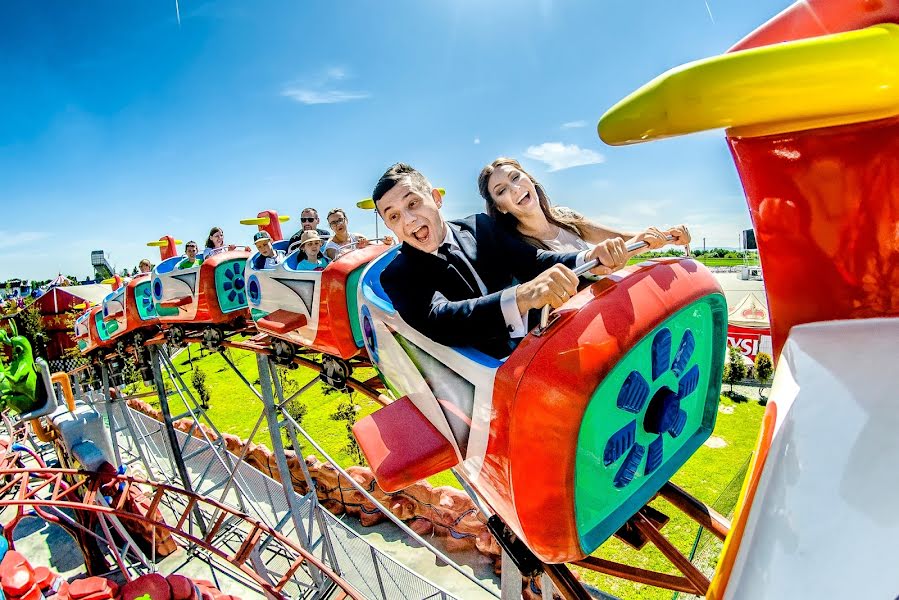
[301,207,318,217]
[372,163,432,211]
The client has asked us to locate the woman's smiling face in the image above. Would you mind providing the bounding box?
[487,164,541,222]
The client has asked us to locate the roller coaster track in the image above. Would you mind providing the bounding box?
[141,332,391,405]
[0,466,364,600]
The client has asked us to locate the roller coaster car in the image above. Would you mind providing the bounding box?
[151,248,251,343]
[100,273,159,349]
[246,242,390,361]
[73,306,103,355]
[74,305,116,356]
[355,252,728,563]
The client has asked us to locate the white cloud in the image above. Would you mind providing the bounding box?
[524,142,605,172]
[473,138,480,145]
[282,67,370,105]
[282,89,370,105]
[0,231,51,250]
[561,120,587,129]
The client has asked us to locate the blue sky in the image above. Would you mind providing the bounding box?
[0,0,792,281]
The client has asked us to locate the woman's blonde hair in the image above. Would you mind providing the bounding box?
[477,157,586,250]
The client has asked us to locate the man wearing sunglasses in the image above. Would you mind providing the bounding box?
[287,207,331,253]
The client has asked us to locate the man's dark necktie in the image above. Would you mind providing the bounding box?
[439,243,481,295]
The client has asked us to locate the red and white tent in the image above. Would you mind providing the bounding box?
[30,284,111,360]
[727,292,772,361]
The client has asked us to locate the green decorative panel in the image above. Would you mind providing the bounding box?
[575,294,727,554]
[215,259,248,314]
[135,281,158,320]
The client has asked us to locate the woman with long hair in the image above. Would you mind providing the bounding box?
[478,157,690,253]
[323,208,369,260]
[203,226,235,259]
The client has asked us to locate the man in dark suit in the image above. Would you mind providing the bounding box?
[373,163,628,357]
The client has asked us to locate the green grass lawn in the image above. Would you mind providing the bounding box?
[134,345,763,597]
[627,256,760,268]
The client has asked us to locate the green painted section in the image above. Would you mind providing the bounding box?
[574,294,727,553]
[215,259,248,314]
[346,267,365,348]
[135,281,158,320]
[94,310,112,341]
[156,304,179,317]
[250,308,268,321]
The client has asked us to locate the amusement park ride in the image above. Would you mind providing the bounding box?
[1,1,897,598]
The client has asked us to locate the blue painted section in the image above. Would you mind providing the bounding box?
[604,421,636,466]
[651,328,672,381]
[247,274,261,305]
[678,364,701,400]
[360,247,399,314]
[645,436,664,475]
[154,255,181,275]
[614,444,645,488]
[617,371,649,413]
[671,329,695,376]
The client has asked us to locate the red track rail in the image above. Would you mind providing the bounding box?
[0,467,364,600]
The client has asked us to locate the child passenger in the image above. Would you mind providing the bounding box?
[295,231,330,271]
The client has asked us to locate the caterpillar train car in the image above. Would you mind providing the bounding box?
[355,250,727,563]
[72,205,730,576]
[100,272,159,353]
[151,246,252,348]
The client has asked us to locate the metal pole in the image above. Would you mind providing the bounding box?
[254,353,325,591]
[149,346,207,535]
[500,550,521,600]
[100,363,122,467]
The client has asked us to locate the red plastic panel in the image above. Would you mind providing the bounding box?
[0,551,34,596]
[729,0,899,52]
[195,249,250,325]
[728,116,899,359]
[353,396,459,493]
[311,244,389,359]
[479,259,724,562]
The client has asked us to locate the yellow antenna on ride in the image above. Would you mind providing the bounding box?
[146,239,183,247]
[239,215,291,226]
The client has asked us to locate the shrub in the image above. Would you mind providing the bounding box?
[754,352,774,401]
[190,366,211,409]
[331,398,366,466]
[724,346,747,393]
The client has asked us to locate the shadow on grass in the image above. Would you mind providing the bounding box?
[722,390,749,403]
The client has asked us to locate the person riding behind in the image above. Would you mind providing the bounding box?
[203,227,236,259]
[295,231,330,271]
[251,231,286,269]
[372,162,629,358]
[323,208,369,260]
[288,208,331,253]
[478,157,691,253]
[138,259,152,273]
[178,241,203,269]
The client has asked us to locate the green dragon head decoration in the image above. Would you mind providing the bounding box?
[0,321,41,414]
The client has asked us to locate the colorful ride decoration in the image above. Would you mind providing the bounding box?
[598,1,899,597]
[151,249,251,325]
[0,322,42,414]
[247,244,389,360]
[599,21,899,360]
[355,252,727,563]
[101,273,158,344]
